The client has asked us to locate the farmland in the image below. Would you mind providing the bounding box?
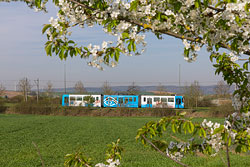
[0,114,249,167]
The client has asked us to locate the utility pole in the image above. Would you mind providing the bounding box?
[64,63,67,94]
[14,81,17,91]
[34,78,39,102]
[179,64,181,93]
[25,77,28,102]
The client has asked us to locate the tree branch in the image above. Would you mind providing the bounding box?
[141,135,190,167]
[200,2,225,12]
[66,0,250,56]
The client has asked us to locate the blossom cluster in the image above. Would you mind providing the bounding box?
[201,119,223,153]
[95,159,120,167]
[166,141,190,161]
[38,0,250,68]
[201,110,250,155]
[232,74,250,111]
[167,110,250,161]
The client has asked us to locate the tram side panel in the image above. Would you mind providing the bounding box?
[103,95,139,108]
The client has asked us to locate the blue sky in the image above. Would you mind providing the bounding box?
[0,2,223,89]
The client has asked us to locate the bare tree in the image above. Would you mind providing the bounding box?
[156,83,167,95]
[0,83,5,96]
[214,80,230,98]
[191,81,203,108]
[183,81,203,108]
[44,81,53,97]
[74,81,86,94]
[127,82,140,95]
[17,77,32,102]
[102,81,114,95]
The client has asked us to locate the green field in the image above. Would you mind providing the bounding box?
[0,114,249,167]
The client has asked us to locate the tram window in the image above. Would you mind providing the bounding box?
[134,97,136,102]
[119,98,123,103]
[161,98,167,102]
[125,98,128,103]
[129,97,132,102]
[70,96,76,101]
[76,96,82,101]
[168,98,174,102]
[154,97,160,102]
[143,97,146,102]
[147,98,152,104]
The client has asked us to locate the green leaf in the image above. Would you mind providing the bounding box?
[42,24,51,34]
[115,49,120,62]
[171,123,176,133]
[75,47,81,55]
[122,32,129,39]
[235,145,242,153]
[243,62,249,70]
[69,49,74,57]
[110,52,114,58]
[35,0,42,8]
[45,42,53,56]
[183,122,187,134]
[130,0,138,11]
[68,40,75,44]
[128,41,132,52]
[195,0,200,8]
[59,48,65,60]
[189,122,194,133]
[132,41,136,52]
[213,126,224,134]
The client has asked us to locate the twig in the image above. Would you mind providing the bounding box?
[32,141,45,167]
[226,140,230,167]
[142,135,190,167]
[226,120,235,167]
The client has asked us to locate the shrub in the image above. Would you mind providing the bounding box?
[0,98,7,113]
[211,101,235,117]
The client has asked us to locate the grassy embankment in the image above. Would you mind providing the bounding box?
[0,114,249,167]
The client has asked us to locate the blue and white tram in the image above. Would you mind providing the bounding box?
[62,94,184,109]
[140,95,184,108]
[62,94,101,107]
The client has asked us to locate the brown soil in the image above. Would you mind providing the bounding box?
[2,91,21,98]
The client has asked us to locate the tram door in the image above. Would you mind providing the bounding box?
[175,97,182,108]
[63,96,69,106]
[147,98,152,108]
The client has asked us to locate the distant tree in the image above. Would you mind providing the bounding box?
[0,83,5,96]
[17,77,32,102]
[214,81,231,98]
[127,82,140,95]
[74,81,86,94]
[44,81,53,97]
[191,81,203,108]
[183,81,202,108]
[156,83,166,95]
[102,81,114,95]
